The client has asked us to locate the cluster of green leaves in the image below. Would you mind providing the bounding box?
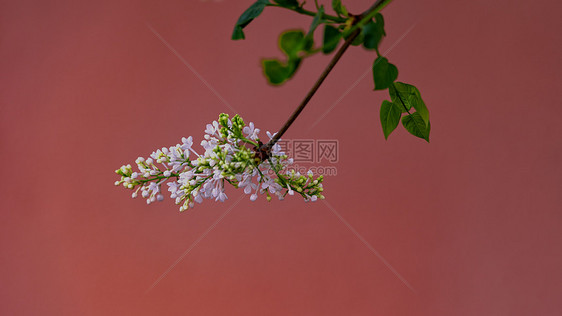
[380,83,430,142]
[232,0,348,85]
[232,0,431,142]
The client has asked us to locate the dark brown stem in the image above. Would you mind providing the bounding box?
[262,0,388,153]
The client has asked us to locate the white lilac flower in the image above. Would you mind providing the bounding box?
[167,181,180,198]
[243,122,260,140]
[114,113,325,212]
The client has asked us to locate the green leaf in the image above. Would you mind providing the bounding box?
[362,21,383,50]
[332,0,348,17]
[402,112,430,142]
[389,85,409,112]
[374,13,385,36]
[286,57,302,77]
[372,57,398,90]
[279,30,305,58]
[363,13,385,50]
[232,0,270,40]
[322,24,340,54]
[263,30,305,85]
[262,59,289,85]
[391,82,429,124]
[380,100,401,140]
[303,36,314,52]
[273,0,299,9]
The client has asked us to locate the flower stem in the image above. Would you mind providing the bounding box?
[264,0,392,152]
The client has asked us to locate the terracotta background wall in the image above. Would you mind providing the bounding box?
[1,0,561,315]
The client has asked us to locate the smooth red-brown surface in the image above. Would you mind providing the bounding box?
[1,0,561,315]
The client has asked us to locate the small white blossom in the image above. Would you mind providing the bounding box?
[243,122,260,140]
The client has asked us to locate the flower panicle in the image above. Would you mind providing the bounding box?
[114,113,324,212]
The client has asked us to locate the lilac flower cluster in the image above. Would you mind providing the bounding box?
[115,114,324,211]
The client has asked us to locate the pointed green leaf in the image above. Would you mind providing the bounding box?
[232,0,270,40]
[390,82,429,124]
[362,21,383,50]
[322,25,340,54]
[372,57,398,90]
[279,30,305,58]
[262,57,301,85]
[374,13,385,36]
[389,84,409,112]
[262,59,289,85]
[380,100,401,140]
[263,29,306,85]
[332,0,348,17]
[402,112,430,142]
